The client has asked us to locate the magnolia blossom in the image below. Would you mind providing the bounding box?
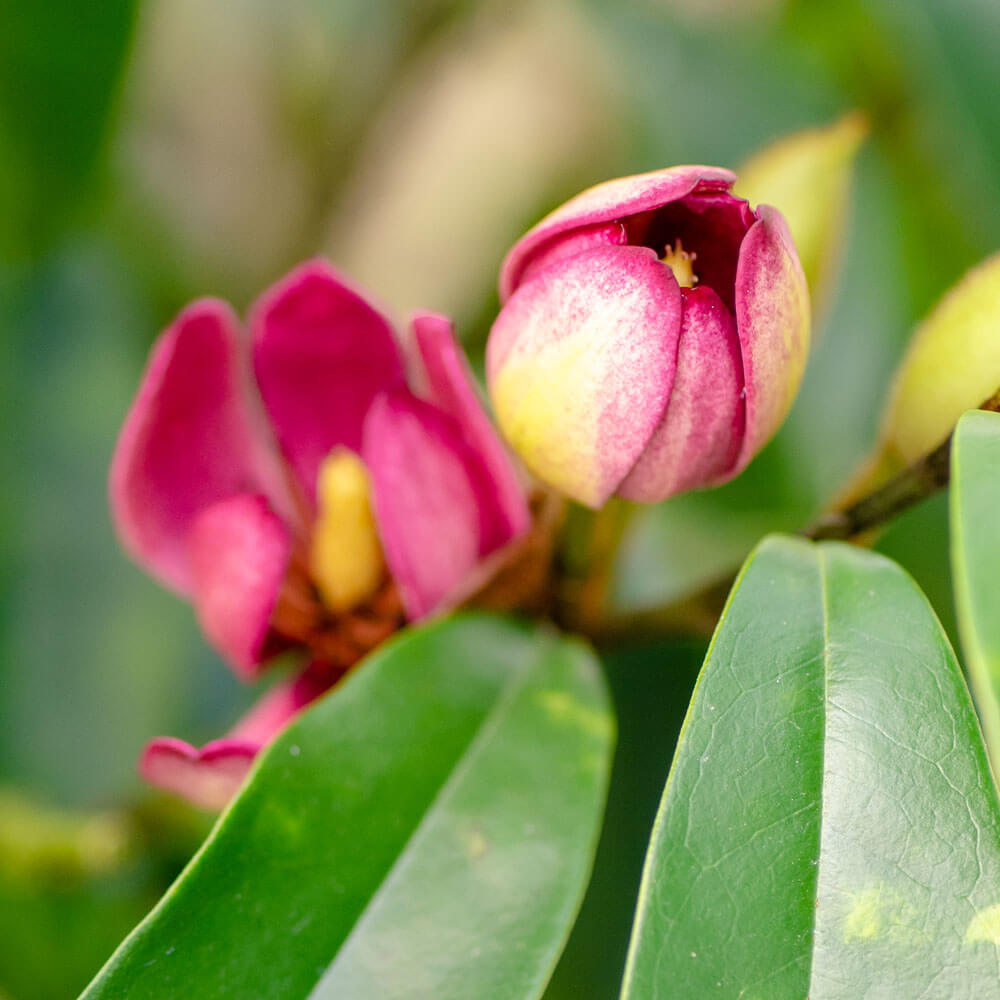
[487,166,810,507]
[111,259,529,808]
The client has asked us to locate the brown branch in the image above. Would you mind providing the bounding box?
[805,387,1000,542]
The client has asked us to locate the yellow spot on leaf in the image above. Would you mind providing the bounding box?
[462,825,489,861]
[535,689,610,740]
[966,904,1000,944]
[844,889,883,941]
[310,449,383,613]
[842,884,925,946]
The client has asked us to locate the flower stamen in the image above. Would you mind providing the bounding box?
[660,238,699,288]
[310,449,384,614]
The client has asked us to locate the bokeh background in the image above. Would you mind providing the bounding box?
[2,0,999,996]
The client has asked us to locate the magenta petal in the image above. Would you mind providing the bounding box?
[515,221,628,291]
[250,259,405,500]
[487,245,682,507]
[110,300,271,593]
[363,389,486,620]
[140,669,331,810]
[732,206,811,473]
[501,166,736,299]
[227,667,332,744]
[140,737,258,811]
[617,287,744,502]
[411,312,530,551]
[188,493,291,678]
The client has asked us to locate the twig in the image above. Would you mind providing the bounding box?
[586,388,1000,643]
[805,387,1000,541]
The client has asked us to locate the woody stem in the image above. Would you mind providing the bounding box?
[804,386,1000,542]
[577,388,1000,643]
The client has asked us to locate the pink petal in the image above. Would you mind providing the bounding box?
[617,286,744,502]
[227,667,333,743]
[140,737,258,811]
[250,259,405,500]
[188,493,292,678]
[411,312,530,551]
[363,389,487,620]
[140,668,332,810]
[500,166,736,300]
[732,205,811,473]
[487,245,682,508]
[516,221,628,290]
[109,300,272,593]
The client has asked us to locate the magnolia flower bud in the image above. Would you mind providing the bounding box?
[881,252,1000,467]
[486,166,810,507]
[735,112,867,317]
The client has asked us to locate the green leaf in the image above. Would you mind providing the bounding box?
[541,638,705,1000]
[621,535,1000,1000]
[0,0,138,259]
[951,408,1000,776]
[81,614,613,1000]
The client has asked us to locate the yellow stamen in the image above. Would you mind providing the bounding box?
[309,449,384,613]
[660,238,698,288]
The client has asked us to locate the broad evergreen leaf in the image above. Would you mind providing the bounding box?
[622,536,1000,1000]
[82,615,613,1000]
[951,408,1000,775]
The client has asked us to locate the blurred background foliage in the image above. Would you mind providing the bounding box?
[2,0,999,995]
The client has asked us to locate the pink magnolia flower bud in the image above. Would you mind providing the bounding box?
[487,166,810,507]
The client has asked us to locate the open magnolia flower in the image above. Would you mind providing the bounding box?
[487,166,810,507]
[111,259,530,808]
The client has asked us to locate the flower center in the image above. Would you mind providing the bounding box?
[270,564,404,672]
[268,449,404,673]
[660,238,698,288]
[310,449,384,613]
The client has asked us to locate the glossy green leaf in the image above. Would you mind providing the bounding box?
[951,408,1000,777]
[622,535,1000,1000]
[82,614,613,1000]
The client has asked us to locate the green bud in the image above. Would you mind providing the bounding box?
[735,112,867,319]
[882,252,1000,466]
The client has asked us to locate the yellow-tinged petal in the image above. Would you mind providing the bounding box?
[491,331,603,503]
[310,449,383,612]
[487,246,682,508]
[736,112,867,316]
[883,252,1000,465]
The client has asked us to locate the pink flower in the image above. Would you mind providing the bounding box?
[112,259,529,808]
[486,166,810,507]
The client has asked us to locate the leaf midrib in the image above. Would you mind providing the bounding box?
[804,544,833,1000]
[306,633,555,998]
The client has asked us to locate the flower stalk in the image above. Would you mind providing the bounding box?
[555,499,636,633]
[806,387,1000,542]
[580,390,1000,644]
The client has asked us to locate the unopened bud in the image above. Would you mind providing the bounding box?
[487,166,810,508]
[881,252,1000,466]
[735,112,867,318]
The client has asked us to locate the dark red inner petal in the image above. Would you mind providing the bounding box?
[624,186,756,314]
